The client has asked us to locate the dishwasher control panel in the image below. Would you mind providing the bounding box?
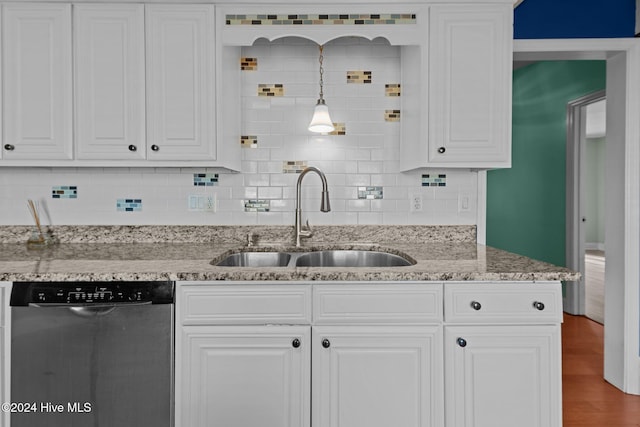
[10,281,175,306]
[34,285,148,304]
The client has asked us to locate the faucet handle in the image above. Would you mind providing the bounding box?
[300,219,313,237]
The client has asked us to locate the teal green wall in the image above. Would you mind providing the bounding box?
[486,61,606,266]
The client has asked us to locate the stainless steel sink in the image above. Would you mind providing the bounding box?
[214,249,413,268]
[294,250,412,267]
[215,252,292,267]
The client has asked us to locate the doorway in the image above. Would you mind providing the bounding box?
[565,90,606,325]
[512,39,640,395]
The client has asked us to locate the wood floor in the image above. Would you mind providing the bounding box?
[563,313,640,426]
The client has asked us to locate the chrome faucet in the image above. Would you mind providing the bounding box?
[295,166,331,247]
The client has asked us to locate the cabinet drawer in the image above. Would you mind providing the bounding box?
[314,283,442,324]
[445,282,562,324]
[179,283,312,325]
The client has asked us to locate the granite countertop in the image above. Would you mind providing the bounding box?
[0,225,580,282]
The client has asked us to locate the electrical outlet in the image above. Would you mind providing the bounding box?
[188,194,216,212]
[410,194,423,212]
[205,195,216,212]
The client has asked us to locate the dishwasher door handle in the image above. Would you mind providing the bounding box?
[68,306,118,317]
[27,301,153,317]
[28,301,153,308]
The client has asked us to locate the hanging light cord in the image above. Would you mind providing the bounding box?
[318,45,325,100]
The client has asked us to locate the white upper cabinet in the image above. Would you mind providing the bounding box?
[428,5,512,168]
[146,4,216,161]
[0,3,240,169]
[401,4,513,170]
[74,4,146,160]
[2,3,73,160]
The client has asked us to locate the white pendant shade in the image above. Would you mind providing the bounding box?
[308,101,335,133]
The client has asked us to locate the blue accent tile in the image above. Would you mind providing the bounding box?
[193,173,219,186]
[52,185,78,199]
[357,186,384,199]
[244,199,271,212]
[117,199,142,212]
[422,174,447,187]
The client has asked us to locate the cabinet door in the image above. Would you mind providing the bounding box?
[2,3,72,160]
[313,326,443,427]
[0,283,9,427]
[178,325,310,427]
[428,5,512,168]
[0,327,5,427]
[445,325,561,427]
[74,4,145,160]
[145,5,216,160]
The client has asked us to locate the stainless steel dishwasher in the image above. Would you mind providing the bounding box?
[10,281,174,427]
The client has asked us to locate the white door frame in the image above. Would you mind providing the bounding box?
[565,89,606,316]
[513,38,640,395]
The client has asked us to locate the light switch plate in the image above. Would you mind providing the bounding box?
[188,194,216,212]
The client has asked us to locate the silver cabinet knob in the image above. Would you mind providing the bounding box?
[470,301,482,311]
[533,301,545,311]
[457,337,467,348]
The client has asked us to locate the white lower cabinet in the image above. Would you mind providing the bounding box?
[444,325,561,427]
[444,282,563,427]
[177,281,561,427]
[0,282,10,427]
[313,326,443,427]
[180,325,310,427]
[0,326,5,427]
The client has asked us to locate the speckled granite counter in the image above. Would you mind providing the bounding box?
[0,225,579,282]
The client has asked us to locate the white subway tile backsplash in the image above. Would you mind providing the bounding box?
[346,199,370,212]
[357,161,383,174]
[345,174,371,187]
[0,38,478,227]
[257,186,283,199]
[357,212,383,224]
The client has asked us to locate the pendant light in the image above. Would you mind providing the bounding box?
[308,45,335,134]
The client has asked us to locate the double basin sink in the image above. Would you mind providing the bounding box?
[214,249,414,268]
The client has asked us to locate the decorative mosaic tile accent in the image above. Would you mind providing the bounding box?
[52,186,77,199]
[358,186,383,199]
[422,174,447,187]
[385,84,401,97]
[258,84,284,97]
[347,71,372,84]
[241,57,257,71]
[329,123,346,136]
[244,199,270,212]
[385,110,401,122]
[193,173,219,186]
[283,161,308,173]
[226,14,417,26]
[117,199,142,212]
[241,135,258,148]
